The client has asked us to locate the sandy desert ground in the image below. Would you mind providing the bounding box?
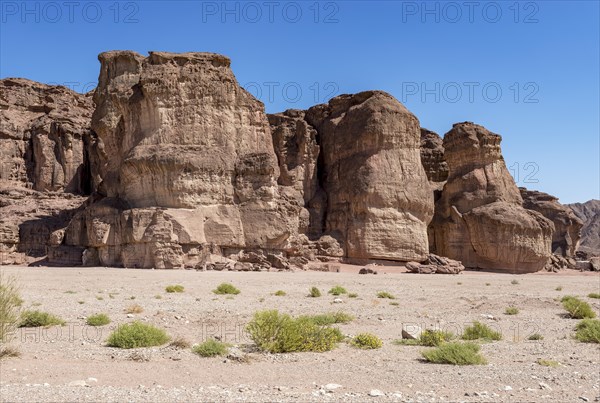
[0,265,599,402]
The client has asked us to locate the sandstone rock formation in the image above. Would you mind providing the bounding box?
[420,128,448,185]
[52,55,437,269]
[405,254,464,274]
[3,52,576,273]
[430,122,554,273]
[520,188,583,257]
[568,200,600,257]
[53,51,304,268]
[0,78,99,193]
[304,91,434,261]
[0,78,97,264]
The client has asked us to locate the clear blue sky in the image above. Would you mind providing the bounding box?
[1,1,598,203]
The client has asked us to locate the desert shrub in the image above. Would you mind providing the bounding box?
[0,346,20,359]
[125,304,144,314]
[461,321,501,341]
[213,283,240,295]
[165,285,185,293]
[19,310,65,327]
[106,321,169,348]
[351,333,383,349]
[395,329,454,347]
[537,359,559,367]
[390,301,400,306]
[348,293,358,298]
[0,274,22,342]
[511,279,519,285]
[303,312,354,326]
[588,293,600,299]
[555,286,563,291]
[528,333,544,340]
[86,313,111,326]
[308,287,321,298]
[246,310,342,353]
[192,339,229,357]
[421,342,486,365]
[377,291,395,299]
[274,290,286,296]
[575,319,600,343]
[328,286,347,296]
[505,307,519,315]
[562,296,596,319]
[418,329,455,346]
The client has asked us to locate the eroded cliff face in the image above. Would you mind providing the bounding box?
[0,78,99,194]
[568,200,600,257]
[54,51,305,268]
[431,122,554,273]
[0,78,97,264]
[520,188,583,257]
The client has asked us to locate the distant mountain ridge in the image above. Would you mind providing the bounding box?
[568,199,600,257]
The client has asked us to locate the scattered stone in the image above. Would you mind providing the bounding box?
[369,389,385,397]
[324,383,342,391]
[539,382,552,391]
[333,298,343,304]
[401,324,422,340]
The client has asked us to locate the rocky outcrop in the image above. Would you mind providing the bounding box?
[406,254,464,274]
[304,91,434,262]
[50,51,304,268]
[0,78,99,194]
[568,200,600,257]
[3,52,572,273]
[430,122,554,273]
[0,78,98,264]
[520,188,583,257]
[420,128,448,184]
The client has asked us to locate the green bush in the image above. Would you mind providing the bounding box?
[351,333,383,349]
[106,321,170,349]
[192,339,229,357]
[165,285,185,293]
[86,313,111,326]
[588,293,600,299]
[505,307,519,315]
[0,274,22,342]
[302,312,354,326]
[213,283,240,295]
[555,286,563,291]
[562,296,596,319]
[19,310,65,327]
[246,310,343,353]
[308,287,322,298]
[348,293,358,298]
[377,291,395,299]
[421,342,486,365]
[575,319,600,343]
[328,286,347,296]
[395,329,454,347]
[461,321,501,341]
[528,333,544,340]
[538,359,559,367]
[274,290,286,296]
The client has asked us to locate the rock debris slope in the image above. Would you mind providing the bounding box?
[0,51,589,271]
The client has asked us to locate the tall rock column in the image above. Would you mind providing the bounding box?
[305,91,434,261]
[432,122,554,272]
